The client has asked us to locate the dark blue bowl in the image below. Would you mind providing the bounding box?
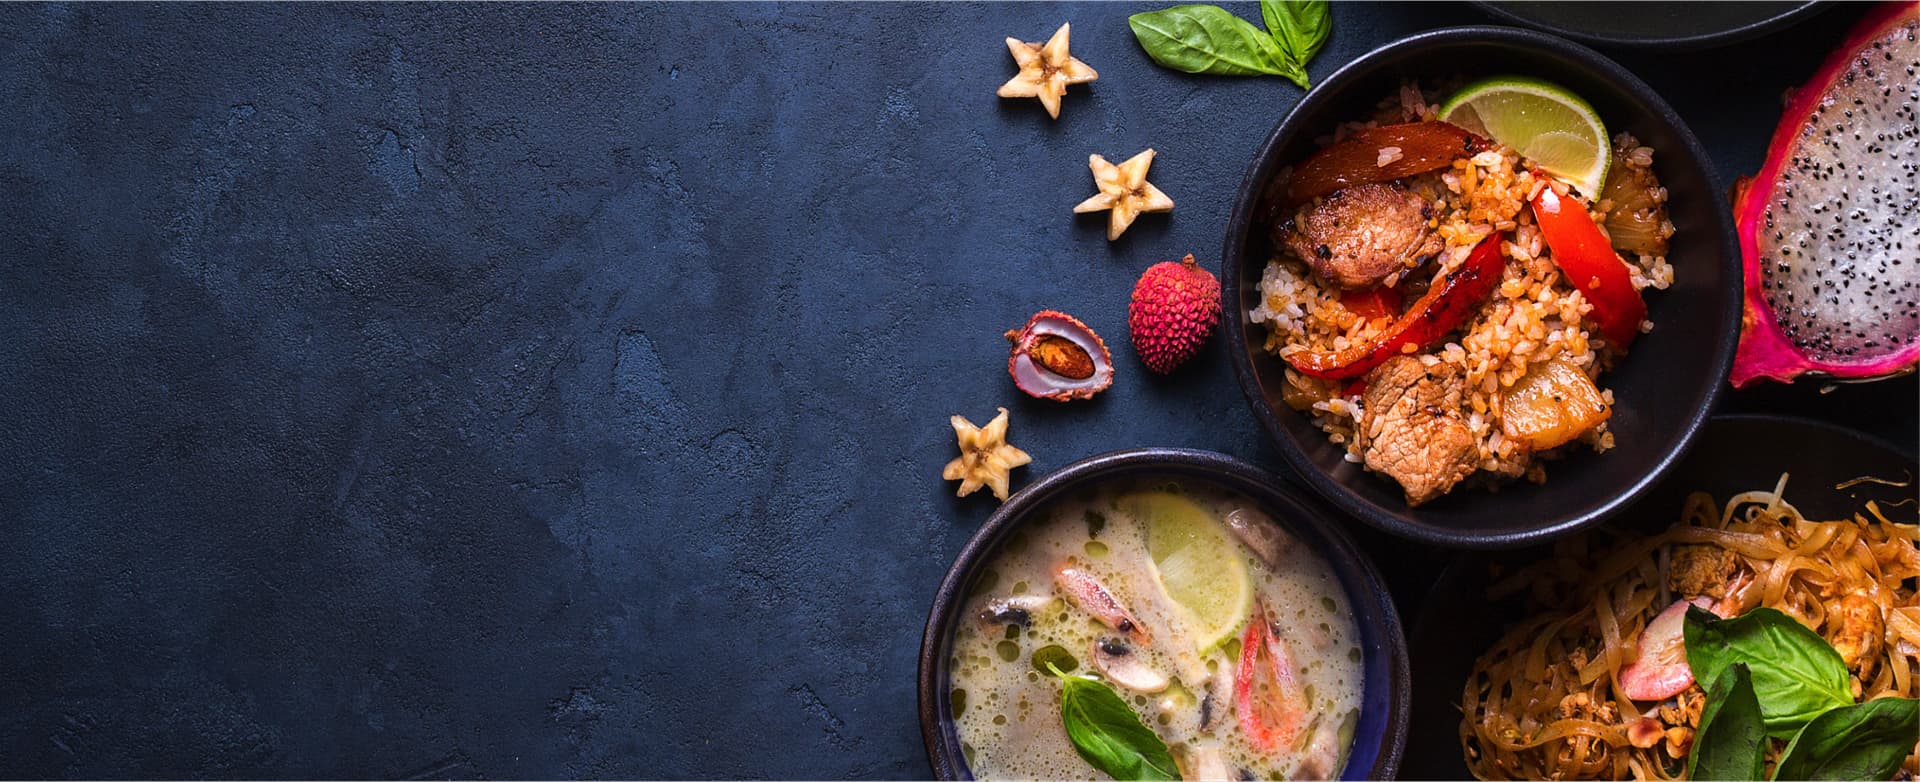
[916,448,1409,780]
[1220,26,1742,549]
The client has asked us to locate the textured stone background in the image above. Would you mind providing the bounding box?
[1,2,1913,778]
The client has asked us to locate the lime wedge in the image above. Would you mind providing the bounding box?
[1438,76,1610,197]
[1126,491,1252,652]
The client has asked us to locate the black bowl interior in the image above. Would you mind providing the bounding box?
[1221,27,1742,548]
[917,449,1410,780]
[1473,1,1825,51]
[1399,414,1919,778]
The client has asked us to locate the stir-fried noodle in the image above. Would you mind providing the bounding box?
[1461,476,1920,780]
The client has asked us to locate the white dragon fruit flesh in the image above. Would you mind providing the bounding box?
[1731,1,1920,386]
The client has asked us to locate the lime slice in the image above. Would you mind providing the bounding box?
[1126,491,1252,651]
[1438,76,1610,197]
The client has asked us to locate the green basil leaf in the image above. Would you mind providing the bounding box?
[1128,5,1294,79]
[1690,663,1767,781]
[1260,0,1331,73]
[1259,0,1294,58]
[1051,664,1179,781]
[1771,697,1920,781]
[1684,607,1854,738]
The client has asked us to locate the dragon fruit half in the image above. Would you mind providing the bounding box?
[1729,1,1920,387]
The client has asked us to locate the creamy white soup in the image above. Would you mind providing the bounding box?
[949,479,1365,781]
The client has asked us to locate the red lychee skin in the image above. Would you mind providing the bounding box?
[1129,254,1222,374]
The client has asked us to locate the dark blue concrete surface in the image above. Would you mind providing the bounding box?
[1,2,1913,778]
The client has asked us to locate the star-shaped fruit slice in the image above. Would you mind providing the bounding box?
[1074,149,1175,241]
[942,407,1032,501]
[996,23,1098,120]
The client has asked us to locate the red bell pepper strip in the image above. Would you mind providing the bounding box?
[1235,604,1304,754]
[1285,233,1508,381]
[1339,285,1403,322]
[1283,122,1489,204]
[1331,287,1399,396]
[1531,185,1647,348]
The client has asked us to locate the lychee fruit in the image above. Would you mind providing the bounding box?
[1128,254,1221,374]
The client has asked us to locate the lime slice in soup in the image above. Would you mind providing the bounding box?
[1127,491,1252,651]
[1438,76,1611,197]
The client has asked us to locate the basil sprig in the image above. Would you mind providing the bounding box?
[1128,0,1331,88]
[1683,606,1920,781]
[1683,606,1853,738]
[1049,663,1178,781]
[1773,698,1920,781]
[1260,0,1330,68]
[1690,663,1766,781]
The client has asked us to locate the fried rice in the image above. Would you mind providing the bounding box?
[1249,87,1676,489]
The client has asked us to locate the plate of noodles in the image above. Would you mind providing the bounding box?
[1403,414,1919,780]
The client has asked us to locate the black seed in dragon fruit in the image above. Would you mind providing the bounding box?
[1731,1,1920,386]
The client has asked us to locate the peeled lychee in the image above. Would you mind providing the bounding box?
[1128,254,1221,374]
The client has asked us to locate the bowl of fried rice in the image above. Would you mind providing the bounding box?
[1221,26,1741,548]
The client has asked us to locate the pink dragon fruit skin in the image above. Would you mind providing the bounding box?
[1731,1,1920,387]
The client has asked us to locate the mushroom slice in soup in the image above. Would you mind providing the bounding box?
[977,594,1055,628]
[1175,742,1234,782]
[1295,708,1358,780]
[1091,636,1169,693]
[1222,506,1295,567]
[1198,667,1234,734]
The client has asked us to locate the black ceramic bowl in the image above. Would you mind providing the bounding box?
[1472,1,1825,51]
[917,448,1409,780]
[1400,414,1918,777]
[1221,27,1742,549]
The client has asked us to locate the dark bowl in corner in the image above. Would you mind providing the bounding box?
[1220,27,1742,549]
[1471,1,1826,51]
[1398,414,1919,777]
[916,448,1409,780]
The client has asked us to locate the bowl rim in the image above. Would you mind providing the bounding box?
[1218,25,1742,549]
[916,447,1410,780]
[1468,0,1827,51]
